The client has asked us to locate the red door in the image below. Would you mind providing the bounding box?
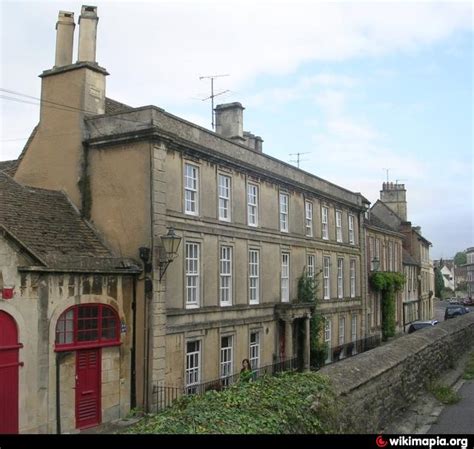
[0,311,21,434]
[75,349,101,429]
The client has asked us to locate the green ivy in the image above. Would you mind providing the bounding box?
[126,372,339,434]
[369,272,405,341]
[296,269,327,369]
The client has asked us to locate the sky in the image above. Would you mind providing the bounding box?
[0,0,472,259]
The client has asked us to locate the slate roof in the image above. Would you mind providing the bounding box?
[0,171,140,273]
[105,97,133,114]
[403,249,419,266]
[0,160,19,177]
[365,213,400,234]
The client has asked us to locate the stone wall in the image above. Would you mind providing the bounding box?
[319,313,474,433]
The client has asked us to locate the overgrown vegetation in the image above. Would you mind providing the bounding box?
[428,382,461,405]
[463,352,474,380]
[126,372,339,434]
[297,269,327,369]
[434,266,445,299]
[370,272,405,341]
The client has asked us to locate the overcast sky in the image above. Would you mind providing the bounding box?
[0,0,472,259]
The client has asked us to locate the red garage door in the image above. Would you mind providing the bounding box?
[0,311,21,434]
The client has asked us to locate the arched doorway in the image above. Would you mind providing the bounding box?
[55,304,120,430]
[0,311,22,434]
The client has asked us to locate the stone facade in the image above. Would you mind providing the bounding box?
[466,248,474,298]
[0,236,135,433]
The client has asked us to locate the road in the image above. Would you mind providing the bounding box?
[427,380,474,434]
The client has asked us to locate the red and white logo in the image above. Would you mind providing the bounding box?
[376,435,388,448]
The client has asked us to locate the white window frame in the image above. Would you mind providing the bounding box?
[249,331,260,369]
[279,193,289,232]
[323,256,330,299]
[219,246,232,306]
[339,316,345,346]
[218,174,231,222]
[249,249,260,304]
[220,335,233,386]
[185,242,200,308]
[185,340,201,394]
[247,183,259,227]
[336,210,342,242]
[281,252,290,302]
[322,206,329,240]
[305,201,313,237]
[184,163,199,215]
[324,318,332,363]
[337,258,344,299]
[350,259,356,298]
[348,215,355,245]
[351,315,357,342]
[307,255,315,279]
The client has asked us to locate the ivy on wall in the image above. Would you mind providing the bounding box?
[370,272,405,341]
[297,269,327,369]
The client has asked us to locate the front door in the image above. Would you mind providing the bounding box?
[75,349,101,429]
[0,311,20,434]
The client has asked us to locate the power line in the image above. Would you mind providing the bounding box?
[289,152,310,169]
[198,74,230,130]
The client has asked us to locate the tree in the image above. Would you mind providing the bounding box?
[454,251,467,266]
[434,267,444,299]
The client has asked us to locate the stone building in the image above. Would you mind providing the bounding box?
[466,247,474,298]
[0,172,140,433]
[371,182,433,324]
[364,210,404,338]
[0,5,369,428]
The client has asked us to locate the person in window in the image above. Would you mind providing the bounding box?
[239,359,253,383]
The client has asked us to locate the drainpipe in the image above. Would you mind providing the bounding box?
[56,353,61,434]
[130,276,137,409]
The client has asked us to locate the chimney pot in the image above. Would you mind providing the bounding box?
[54,11,75,68]
[78,5,99,63]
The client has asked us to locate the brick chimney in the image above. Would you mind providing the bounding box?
[78,5,99,62]
[54,11,75,67]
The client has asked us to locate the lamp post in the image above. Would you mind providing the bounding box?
[159,227,182,281]
[372,256,380,272]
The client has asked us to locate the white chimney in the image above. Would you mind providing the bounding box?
[78,5,98,63]
[54,11,75,67]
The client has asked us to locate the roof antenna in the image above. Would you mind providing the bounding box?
[199,74,230,130]
[289,152,310,169]
[383,168,390,183]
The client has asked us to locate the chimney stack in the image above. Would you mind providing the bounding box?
[54,11,75,67]
[78,5,99,63]
[243,131,264,153]
[215,103,245,142]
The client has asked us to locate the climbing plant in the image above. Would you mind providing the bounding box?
[370,272,405,341]
[297,268,326,369]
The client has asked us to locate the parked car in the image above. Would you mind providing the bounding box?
[444,306,470,320]
[448,297,460,304]
[407,320,439,333]
[462,297,474,306]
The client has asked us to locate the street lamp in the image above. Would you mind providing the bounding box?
[372,256,380,272]
[159,227,182,281]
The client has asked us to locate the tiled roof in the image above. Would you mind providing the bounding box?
[0,172,140,273]
[0,160,19,176]
[105,97,133,114]
[365,213,399,233]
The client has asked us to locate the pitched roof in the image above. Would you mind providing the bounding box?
[0,160,20,176]
[105,97,133,114]
[365,213,400,234]
[0,172,140,273]
[403,249,419,266]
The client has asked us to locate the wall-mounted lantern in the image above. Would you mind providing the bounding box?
[159,227,182,281]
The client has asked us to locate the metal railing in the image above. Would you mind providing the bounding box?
[326,335,381,365]
[152,357,298,412]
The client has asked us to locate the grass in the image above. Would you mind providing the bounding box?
[428,383,461,405]
[463,352,474,380]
